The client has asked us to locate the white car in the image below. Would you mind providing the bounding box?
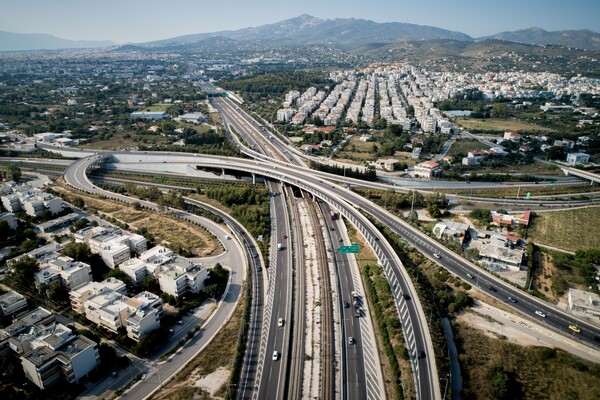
[535,310,546,318]
[272,351,279,361]
[433,253,441,259]
[278,318,284,327]
[225,235,231,240]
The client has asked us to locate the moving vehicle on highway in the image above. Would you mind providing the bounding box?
[508,296,518,303]
[466,273,475,279]
[348,336,355,345]
[272,351,279,360]
[278,317,284,327]
[569,325,581,333]
[535,310,546,318]
[433,253,441,259]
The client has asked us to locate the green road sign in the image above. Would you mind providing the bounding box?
[340,243,360,254]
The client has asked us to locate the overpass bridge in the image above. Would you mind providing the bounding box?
[560,165,600,185]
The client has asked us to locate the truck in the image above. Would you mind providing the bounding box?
[329,210,339,221]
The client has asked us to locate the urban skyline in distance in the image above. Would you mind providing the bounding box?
[0,0,598,44]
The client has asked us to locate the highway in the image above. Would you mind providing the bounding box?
[99,151,440,398]
[64,146,600,400]
[216,97,382,399]
[58,101,600,400]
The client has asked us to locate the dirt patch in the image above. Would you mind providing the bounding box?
[533,251,560,302]
[193,367,229,397]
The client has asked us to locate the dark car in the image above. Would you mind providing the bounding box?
[417,350,426,359]
[508,296,518,303]
[403,294,411,300]
[488,286,497,292]
[343,302,350,308]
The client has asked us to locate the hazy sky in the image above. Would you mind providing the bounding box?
[1,0,598,43]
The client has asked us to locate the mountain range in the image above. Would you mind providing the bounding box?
[1,15,599,52]
[0,30,114,52]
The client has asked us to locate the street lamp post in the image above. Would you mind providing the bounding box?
[156,362,162,389]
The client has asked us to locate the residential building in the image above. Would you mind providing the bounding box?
[503,131,522,142]
[36,256,93,290]
[413,161,441,179]
[491,211,531,227]
[82,290,163,341]
[0,212,18,230]
[568,289,600,319]
[566,152,590,165]
[37,213,80,234]
[124,292,163,341]
[478,241,524,270]
[69,278,126,314]
[1,194,21,212]
[432,221,470,244]
[0,291,28,317]
[21,335,98,389]
[157,259,209,298]
[119,257,148,284]
[374,158,399,171]
[88,233,132,268]
[0,307,99,389]
[84,292,130,334]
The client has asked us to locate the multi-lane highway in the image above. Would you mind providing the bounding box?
[58,95,600,400]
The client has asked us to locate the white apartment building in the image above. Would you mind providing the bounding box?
[158,259,209,298]
[124,292,163,341]
[566,152,590,165]
[69,278,126,313]
[0,290,28,317]
[21,334,98,389]
[0,185,63,217]
[36,256,93,290]
[119,257,149,284]
[84,292,130,333]
[0,307,99,389]
[413,161,441,179]
[83,290,163,341]
[88,233,131,268]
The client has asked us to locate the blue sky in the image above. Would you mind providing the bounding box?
[1,0,598,43]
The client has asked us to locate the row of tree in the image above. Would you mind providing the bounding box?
[309,160,377,181]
